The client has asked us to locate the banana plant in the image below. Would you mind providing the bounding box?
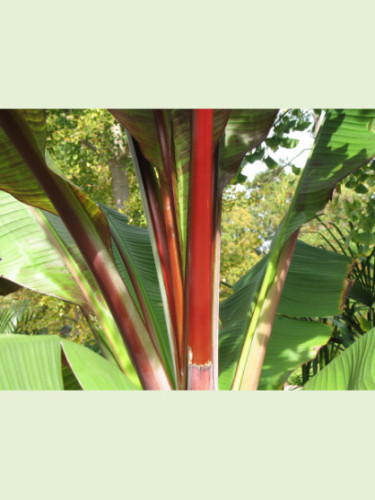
[0,109,375,390]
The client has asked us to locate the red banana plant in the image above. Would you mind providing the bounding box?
[0,109,375,390]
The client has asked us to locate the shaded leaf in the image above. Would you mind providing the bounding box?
[62,364,82,390]
[218,110,278,189]
[0,277,20,296]
[219,241,352,389]
[304,327,375,390]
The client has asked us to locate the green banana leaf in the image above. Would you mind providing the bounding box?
[304,327,375,390]
[219,241,352,390]
[0,190,128,366]
[0,334,138,390]
[0,110,172,389]
[283,110,375,242]
[100,204,175,385]
[0,190,89,307]
[233,109,375,389]
[0,335,63,390]
[0,187,175,388]
[61,339,138,390]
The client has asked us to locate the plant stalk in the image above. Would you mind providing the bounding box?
[185,109,215,390]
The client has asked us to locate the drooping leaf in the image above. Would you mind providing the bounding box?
[61,339,138,390]
[0,110,172,390]
[276,242,352,317]
[219,241,352,390]
[0,191,132,374]
[303,327,375,390]
[0,334,63,390]
[0,191,89,307]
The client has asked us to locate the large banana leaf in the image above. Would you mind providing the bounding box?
[0,190,89,307]
[61,339,138,390]
[100,204,176,386]
[304,327,375,390]
[286,110,375,237]
[233,109,375,389]
[0,335,138,390]
[0,110,172,389]
[219,241,352,390]
[0,335,63,390]
[42,201,176,386]
[0,190,135,377]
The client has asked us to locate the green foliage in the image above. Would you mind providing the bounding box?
[46,109,115,206]
[0,110,147,352]
[0,335,63,390]
[0,334,137,390]
[219,241,351,389]
[1,108,375,390]
[0,289,96,341]
[287,159,375,386]
[304,327,375,390]
[46,109,146,226]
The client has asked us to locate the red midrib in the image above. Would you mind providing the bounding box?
[186,109,214,365]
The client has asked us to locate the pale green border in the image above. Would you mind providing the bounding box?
[1,392,375,499]
[1,1,375,498]
[1,0,375,108]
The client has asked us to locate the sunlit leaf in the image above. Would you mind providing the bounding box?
[0,334,63,390]
[61,339,138,390]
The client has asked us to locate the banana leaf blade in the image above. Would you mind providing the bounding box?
[0,334,63,390]
[219,241,352,390]
[0,191,89,307]
[303,327,375,390]
[61,339,138,390]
